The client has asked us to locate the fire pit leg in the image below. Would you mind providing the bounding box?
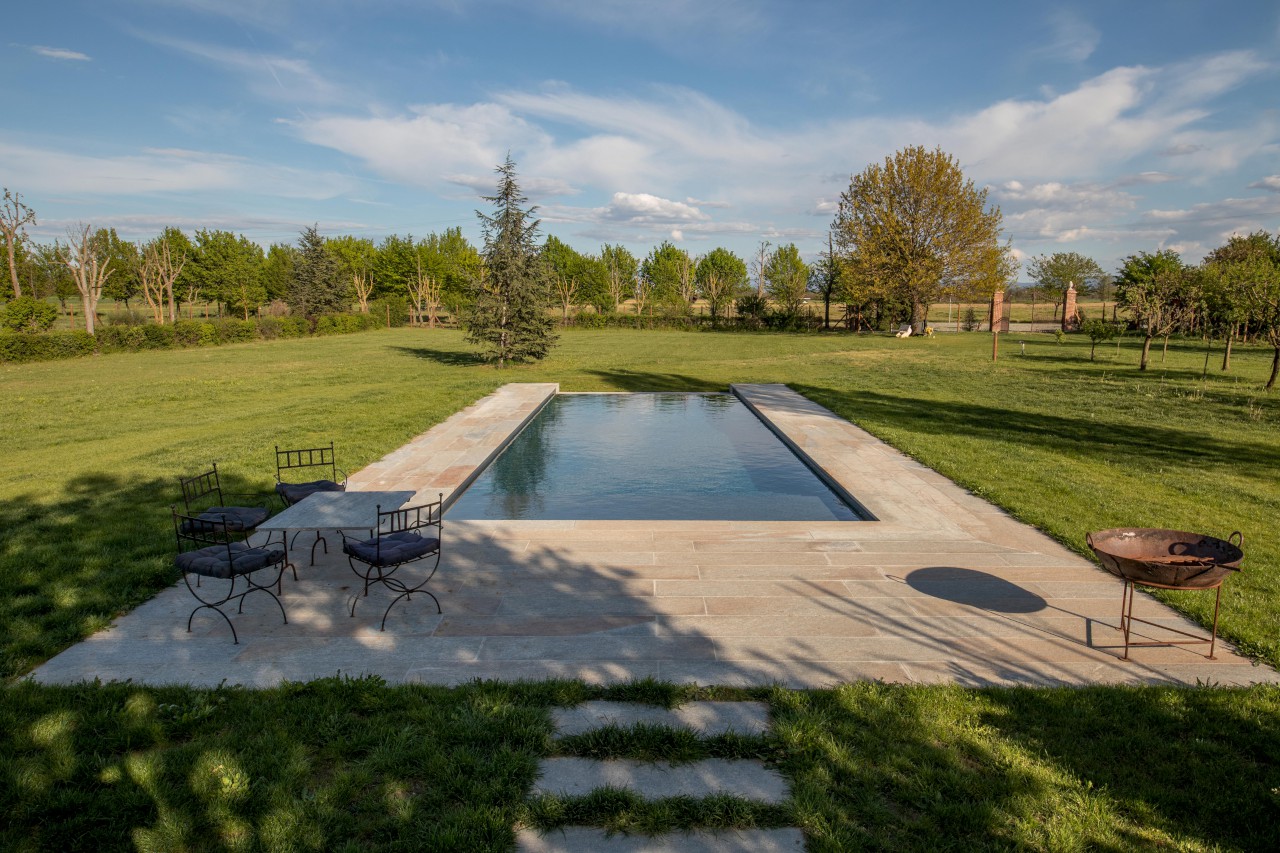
[1209,585,1222,660]
[1120,580,1134,661]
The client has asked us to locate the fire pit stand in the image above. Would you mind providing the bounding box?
[1086,528,1244,661]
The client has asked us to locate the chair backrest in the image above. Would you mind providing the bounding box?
[276,442,338,482]
[372,495,443,560]
[172,506,234,554]
[179,464,224,513]
[377,496,443,535]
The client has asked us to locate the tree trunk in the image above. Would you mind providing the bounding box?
[7,241,20,298]
[1139,334,1153,370]
[1162,335,1169,362]
[1090,340,1098,361]
[1268,345,1279,391]
[823,291,830,330]
[910,300,928,335]
[1222,332,1233,372]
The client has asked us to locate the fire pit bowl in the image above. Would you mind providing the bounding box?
[1086,527,1244,660]
[1086,527,1243,590]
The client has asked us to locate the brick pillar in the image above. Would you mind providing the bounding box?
[1063,283,1078,331]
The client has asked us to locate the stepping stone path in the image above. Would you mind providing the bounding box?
[517,701,805,852]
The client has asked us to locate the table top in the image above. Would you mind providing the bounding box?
[258,490,415,532]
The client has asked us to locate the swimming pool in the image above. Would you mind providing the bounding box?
[446,392,865,521]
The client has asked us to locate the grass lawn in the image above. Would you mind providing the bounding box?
[2,326,1279,849]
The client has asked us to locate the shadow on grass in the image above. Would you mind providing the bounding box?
[584,369,724,392]
[389,346,489,366]
[0,467,276,680]
[788,384,1280,471]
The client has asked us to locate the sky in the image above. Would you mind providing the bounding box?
[2,0,1279,273]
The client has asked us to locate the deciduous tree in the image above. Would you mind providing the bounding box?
[695,248,747,322]
[1,188,36,298]
[464,157,557,366]
[1027,251,1104,325]
[1116,250,1191,371]
[764,243,810,319]
[833,146,1013,334]
[61,223,113,334]
[327,235,378,313]
[601,244,637,314]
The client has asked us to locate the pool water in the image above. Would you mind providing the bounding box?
[446,393,864,521]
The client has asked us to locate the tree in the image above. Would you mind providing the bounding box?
[542,236,586,321]
[1,188,37,298]
[289,225,347,320]
[1115,250,1192,371]
[99,229,141,309]
[1203,232,1279,372]
[812,233,840,330]
[640,241,690,313]
[1205,232,1280,389]
[187,229,266,320]
[138,229,189,324]
[463,157,557,366]
[327,235,378,313]
[62,223,113,334]
[695,248,748,322]
[408,252,443,327]
[1027,251,1104,327]
[1081,318,1122,361]
[764,243,810,320]
[833,145,1014,334]
[262,243,296,304]
[600,244,637,314]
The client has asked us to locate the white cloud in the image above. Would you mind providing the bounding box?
[601,193,707,223]
[1030,10,1101,63]
[31,46,91,61]
[1249,175,1280,192]
[134,31,351,105]
[0,140,357,199]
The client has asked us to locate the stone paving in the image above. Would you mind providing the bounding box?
[517,701,803,853]
[31,383,1279,688]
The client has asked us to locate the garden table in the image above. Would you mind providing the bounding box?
[257,490,415,567]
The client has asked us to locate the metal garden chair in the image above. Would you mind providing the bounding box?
[178,462,273,537]
[274,442,348,558]
[341,495,444,631]
[171,507,291,644]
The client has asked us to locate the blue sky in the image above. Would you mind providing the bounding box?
[3,0,1279,272]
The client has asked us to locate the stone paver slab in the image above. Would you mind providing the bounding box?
[515,827,805,853]
[532,758,788,802]
[554,701,771,737]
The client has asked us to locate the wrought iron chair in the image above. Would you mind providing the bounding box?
[275,442,348,559]
[178,462,273,539]
[172,507,290,644]
[274,442,347,506]
[341,495,443,631]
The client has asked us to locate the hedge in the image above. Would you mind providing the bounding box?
[0,310,405,365]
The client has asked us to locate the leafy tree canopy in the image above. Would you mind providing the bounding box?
[833,145,1014,332]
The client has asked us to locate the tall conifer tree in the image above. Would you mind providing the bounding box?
[465,157,557,366]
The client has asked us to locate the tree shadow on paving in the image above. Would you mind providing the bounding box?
[0,467,275,680]
[789,383,1280,472]
[388,345,489,366]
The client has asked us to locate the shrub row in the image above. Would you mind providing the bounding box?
[0,302,408,364]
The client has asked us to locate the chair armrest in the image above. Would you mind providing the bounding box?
[337,468,349,486]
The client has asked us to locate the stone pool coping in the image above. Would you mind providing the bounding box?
[31,383,1278,689]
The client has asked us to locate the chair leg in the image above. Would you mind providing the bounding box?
[188,602,240,644]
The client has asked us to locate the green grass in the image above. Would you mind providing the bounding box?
[4,678,1278,851]
[3,326,1280,849]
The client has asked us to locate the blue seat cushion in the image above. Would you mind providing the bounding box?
[185,505,269,533]
[176,541,286,579]
[344,530,439,567]
[276,480,344,506]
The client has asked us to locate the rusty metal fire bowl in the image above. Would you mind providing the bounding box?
[1086,527,1243,661]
